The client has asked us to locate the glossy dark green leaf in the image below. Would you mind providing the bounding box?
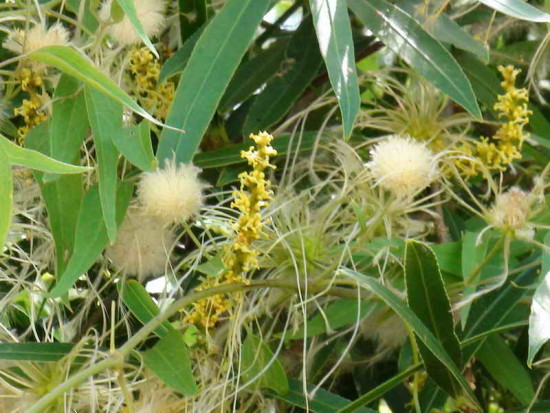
[158,25,205,84]
[341,268,479,409]
[49,182,133,298]
[271,379,376,413]
[157,0,271,164]
[0,142,12,247]
[242,334,289,396]
[0,343,73,362]
[243,18,324,134]
[405,241,463,399]
[477,0,550,22]
[310,0,360,137]
[85,86,122,242]
[219,42,286,112]
[178,0,207,43]
[120,280,176,338]
[116,0,158,57]
[25,122,83,275]
[528,270,550,366]
[348,0,481,119]
[142,330,198,396]
[477,334,534,404]
[28,46,157,125]
[113,121,157,172]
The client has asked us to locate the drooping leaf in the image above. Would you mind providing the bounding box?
[113,121,157,172]
[49,182,133,298]
[477,334,534,404]
[341,268,480,409]
[85,86,122,242]
[477,0,550,22]
[120,280,176,338]
[116,0,159,57]
[243,18,324,134]
[404,241,463,399]
[310,0,361,137]
[27,46,158,125]
[528,271,550,366]
[0,343,73,362]
[348,0,481,119]
[156,0,271,164]
[0,142,12,247]
[0,134,89,174]
[142,330,198,396]
[242,333,289,396]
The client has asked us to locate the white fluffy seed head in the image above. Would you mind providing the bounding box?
[137,160,206,224]
[367,135,437,197]
[106,210,175,281]
[489,187,531,232]
[4,22,70,55]
[99,0,165,46]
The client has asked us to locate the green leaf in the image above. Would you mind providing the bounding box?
[157,0,271,164]
[241,333,289,396]
[0,134,89,174]
[271,379,376,413]
[27,46,158,126]
[542,232,550,276]
[158,25,205,84]
[341,268,480,410]
[348,0,481,119]
[85,86,122,242]
[477,0,550,22]
[219,42,286,112]
[310,0,361,138]
[116,0,158,57]
[193,131,317,169]
[113,121,157,172]
[477,334,534,404]
[460,231,490,327]
[431,241,461,277]
[243,18,324,134]
[178,0,207,43]
[142,330,198,396]
[0,142,12,247]
[25,122,83,275]
[120,280,176,338]
[405,241,463,399]
[528,270,550,366]
[49,182,133,298]
[0,343,73,362]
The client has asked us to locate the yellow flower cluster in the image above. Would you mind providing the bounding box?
[13,68,47,142]
[457,65,530,177]
[128,48,175,120]
[185,132,277,329]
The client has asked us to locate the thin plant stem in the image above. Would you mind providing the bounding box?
[464,235,505,285]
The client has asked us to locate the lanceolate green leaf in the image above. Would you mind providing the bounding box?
[0,134,89,174]
[85,86,122,243]
[347,0,481,119]
[341,268,480,410]
[0,343,73,362]
[158,25,205,84]
[528,271,550,366]
[405,241,463,399]
[243,18,324,134]
[116,0,159,57]
[241,334,289,396]
[142,330,198,396]
[49,183,133,298]
[113,121,157,172]
[0,143,12,247]
[120,280,176,338]
[157,0,271,164]
[310,0,361,138]
[477,0,550,22]
[27,46,158,125]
